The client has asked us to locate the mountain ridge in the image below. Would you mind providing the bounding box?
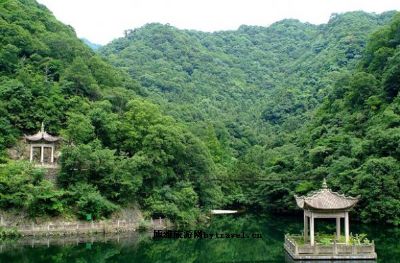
[99,10,395,156]
[99,10,400,224]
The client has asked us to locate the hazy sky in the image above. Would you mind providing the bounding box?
[37,0,400,45]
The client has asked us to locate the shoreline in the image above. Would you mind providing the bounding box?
[0,231,150,254]
[0,218,169,237]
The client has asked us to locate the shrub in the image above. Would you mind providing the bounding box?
[0,161,43,209]
[144,182,200,225]
[29,180,66,217]
[0,226,20,239]
[67,183,119,220]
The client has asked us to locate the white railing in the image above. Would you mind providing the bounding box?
[17,220,137,236]
[285,235,375,256]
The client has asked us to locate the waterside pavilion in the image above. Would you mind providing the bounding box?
[284,179,377,260]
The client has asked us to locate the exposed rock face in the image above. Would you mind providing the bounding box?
[7,140,26,160]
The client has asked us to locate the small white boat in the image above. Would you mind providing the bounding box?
[210,210,238,214]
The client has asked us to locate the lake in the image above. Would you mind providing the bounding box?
[0,214,398,262]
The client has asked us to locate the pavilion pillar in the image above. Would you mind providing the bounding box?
[345,211,349,244]
[51,145,54,163]
[30,145,33,162]
[310,213,315,246]
[336,217,341,240]
[40,145,44,164]
[304,212,308,242]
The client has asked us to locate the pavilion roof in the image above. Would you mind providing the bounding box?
[294,179,359,211]
[24,123,60,142]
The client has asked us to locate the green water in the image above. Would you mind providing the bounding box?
[0,214,398,262]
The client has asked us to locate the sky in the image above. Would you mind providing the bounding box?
[37,0,400,45]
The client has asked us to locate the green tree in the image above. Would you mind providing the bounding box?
[61,57,99,98]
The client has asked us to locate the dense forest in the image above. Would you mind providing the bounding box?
[0,0,222,224]
[0,0,399,225]
[100,12,400,224]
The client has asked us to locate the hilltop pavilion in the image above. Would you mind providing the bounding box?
[24,123,60,165]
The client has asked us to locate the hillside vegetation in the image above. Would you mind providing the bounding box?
[0,0,399,225]
[0,0,222,224]
[100,12,400,224]
[100,11,394,156]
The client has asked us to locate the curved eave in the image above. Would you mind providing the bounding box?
[24,132,60,142]
[294,190,360,211]
[295,195,305,208]
[303,199,359,211]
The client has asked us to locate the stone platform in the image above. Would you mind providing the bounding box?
[284,234,377,261]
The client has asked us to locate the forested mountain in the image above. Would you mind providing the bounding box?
[100,11,394,161]
[231,13,400,225]
[0,0,222,223]
[299,15,400,225]
[100,11,400,224]
[1,0,399,226]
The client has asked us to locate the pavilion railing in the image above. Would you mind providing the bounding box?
[284,234,375,256]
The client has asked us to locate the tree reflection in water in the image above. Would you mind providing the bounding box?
[0,214,398,263]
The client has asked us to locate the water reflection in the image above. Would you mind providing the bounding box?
[0,214,398,263]
[284,252,376,263]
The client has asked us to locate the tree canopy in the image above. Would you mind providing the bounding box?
[0,0,222,223]
[100,11,400,225]
[0,0,399,225]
